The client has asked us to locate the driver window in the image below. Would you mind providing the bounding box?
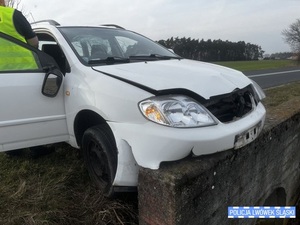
[0,36,40,72]
[37,33,70,75]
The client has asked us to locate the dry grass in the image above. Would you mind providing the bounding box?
[0,144,138,225]
[263,81,300,108]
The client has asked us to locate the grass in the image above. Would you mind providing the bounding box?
[214,59,298,71]
[0,145,138,225]
[263,81,300,108]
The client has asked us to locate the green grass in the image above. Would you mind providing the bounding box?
[214,59,298,71]
[0,145,138,225]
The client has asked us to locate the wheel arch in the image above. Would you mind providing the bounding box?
[74,109,115,148]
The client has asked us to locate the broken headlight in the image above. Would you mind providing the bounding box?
[251,80,266,101]
[139,95,217,128]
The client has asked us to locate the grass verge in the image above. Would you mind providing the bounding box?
[214,59,299,71]
[263,81,300,109]
[0,145,138,225]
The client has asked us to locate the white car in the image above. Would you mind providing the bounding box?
[0,20,266,196]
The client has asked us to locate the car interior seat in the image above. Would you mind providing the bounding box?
[90,44,107,59]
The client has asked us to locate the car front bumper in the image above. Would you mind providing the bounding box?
[109,102,266,170]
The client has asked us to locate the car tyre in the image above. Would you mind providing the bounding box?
[82,124,117,197]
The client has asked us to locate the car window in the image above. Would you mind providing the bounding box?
[68,35,112,62]
[115,36,137,54]
[0,36,41,72]
[59,27,177,65]
[35,32,70,75]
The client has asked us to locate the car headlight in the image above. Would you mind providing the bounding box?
[139,95,217,128]
[251,80,266,100]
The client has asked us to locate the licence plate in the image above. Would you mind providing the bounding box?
[234,121,262,149]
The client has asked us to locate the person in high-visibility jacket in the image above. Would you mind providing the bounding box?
[0,0,39,71]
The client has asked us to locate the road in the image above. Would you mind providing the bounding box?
[243,67,300,89]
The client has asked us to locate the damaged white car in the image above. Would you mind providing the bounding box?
[0,20,266,196]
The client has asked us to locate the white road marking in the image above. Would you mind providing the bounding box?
[248,69,300,78]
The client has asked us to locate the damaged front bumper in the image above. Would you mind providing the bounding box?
[109,102,266,186]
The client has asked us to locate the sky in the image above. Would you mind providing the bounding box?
[19,0,300,55]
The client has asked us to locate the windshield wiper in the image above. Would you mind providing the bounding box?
[88,57,130,65]
[129,54,182,61]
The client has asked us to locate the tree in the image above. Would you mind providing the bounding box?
[5,0,22,9]
[5,0,30,20]
[4,0,23,11]
[282,18,300,61]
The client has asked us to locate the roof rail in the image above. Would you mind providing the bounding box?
[31,20,60,26]
[101,24,125,29]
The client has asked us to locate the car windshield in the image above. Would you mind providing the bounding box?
[58,27,180,66]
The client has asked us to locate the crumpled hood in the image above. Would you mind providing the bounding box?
[92,59,251,99]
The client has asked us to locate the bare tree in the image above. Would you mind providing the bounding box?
[282,18,300,61]
[5,0,32,21]
[5,0,21,8]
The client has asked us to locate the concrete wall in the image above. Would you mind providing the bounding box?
[138,98,300,225]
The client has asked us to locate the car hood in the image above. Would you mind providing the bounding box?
[92,59,251,99]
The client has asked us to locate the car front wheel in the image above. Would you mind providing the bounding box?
[82,125,117,197]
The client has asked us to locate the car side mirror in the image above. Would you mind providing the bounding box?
[42,68,63,97]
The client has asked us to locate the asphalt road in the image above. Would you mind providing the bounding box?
[243,66,300,89]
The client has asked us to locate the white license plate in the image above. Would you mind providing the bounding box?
[234,121,262,149]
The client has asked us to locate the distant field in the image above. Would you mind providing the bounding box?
[214,60,298,71]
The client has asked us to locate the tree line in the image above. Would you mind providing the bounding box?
[158,37,264,62]
[267,52,294,60]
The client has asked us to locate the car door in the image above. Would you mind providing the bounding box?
[0,32,69,151]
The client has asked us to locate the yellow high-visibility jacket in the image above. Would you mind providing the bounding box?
[0,6,38,71]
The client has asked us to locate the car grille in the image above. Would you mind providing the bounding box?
[203,85,256,123]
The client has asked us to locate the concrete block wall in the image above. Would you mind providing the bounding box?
[138,98,300,225]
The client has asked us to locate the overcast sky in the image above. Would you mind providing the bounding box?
[20,0,300,55]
